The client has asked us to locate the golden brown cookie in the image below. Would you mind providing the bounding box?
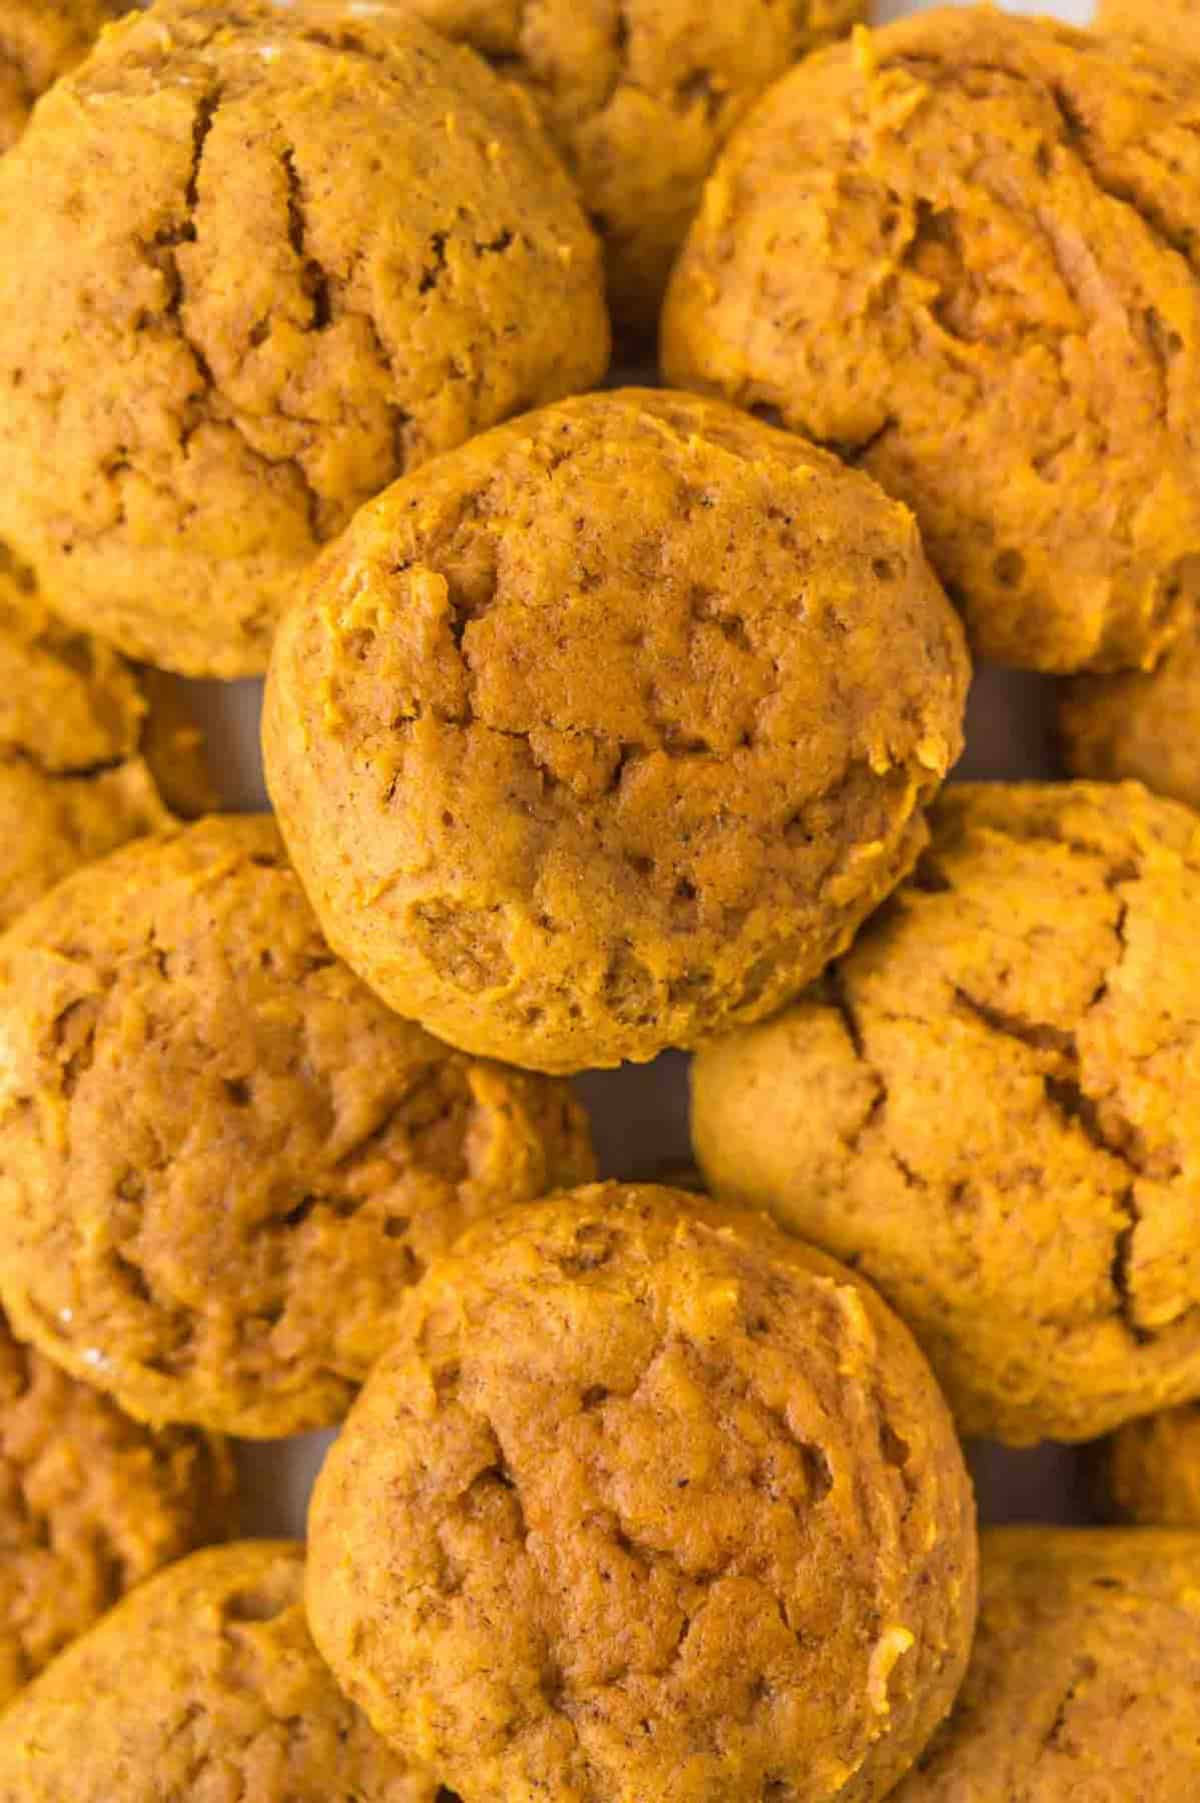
[264,387,969,1073]
[889,1527,1200,1800]
[307,1183,978,1803]
[663,9,1200,675]
[0,1541,435,1802]
[0,1305,235,1705]
[693,781,1200,1445]
[1105,1404,1200,1526]
[391,0,864,338]
[0,814,594,1435]
[0,0,126,153]
[1099,0,1200,56]
[0,543,174,930]
[0,0,608,678]
[135,665,218,819]
[1060,622,1200,810]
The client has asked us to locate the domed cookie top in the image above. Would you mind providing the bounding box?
[889,1528,1200,1800]
[307,1183,978,1803]
[0,0,609,676]
[388,0,864,336]
[0,1541,435,1803]
[1106,1404,1200,1527]
[663,8,1200,674]
[694,781,1200,1444]
[0,814,594,1434]
[1060,620,1200,811]
[0,0,126,153]
[0,1306,235,1706]
[264,386,969,1073]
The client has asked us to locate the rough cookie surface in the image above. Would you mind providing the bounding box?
[1060,621,1200,810]
[889,1528,1200,1800]
[694,782,1200,1444]
[0,1306,235,1705]
[391,0,864,336]
[663,9,1200,674]
[0,1541,436,1802]
[0,814,594,1435]
[1106,1403,1200,1527]
[0,0,608,677]
[307,1184,978,1803]
[264,387,968,1073]
[1099,0,1200,57]
[0,543,175,930]
[0,0,125,153]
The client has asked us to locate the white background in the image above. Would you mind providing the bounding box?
[190,0,1104,1538]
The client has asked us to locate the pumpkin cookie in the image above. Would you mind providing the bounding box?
[0,0,126,153]
[0,543,174,930]
[694,782,1200,1445]
[1106,1405,1200,1527]
[0,1306,235,1705]
[307,1184,978,1803]
[0,1541,435,1802]
[0,0,608,677]
[889,1528,1200,1800]
[663,9,1200,674]
[1060,623,1200,810]
[392,0,864,337]
[1099,0,1200,56]
[0,814,594,1435]
[264,387,968,1073]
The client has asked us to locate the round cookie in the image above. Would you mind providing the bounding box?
[264,386,969,1073]
[307,1183,978,1803]
[0,814,594,1435]
[0,1541,435,1802]
[0,0,608,678]
[1060,624,1200,810]
[888,1528,1200,1800]
[693,781,1200,1445]
[662,8,1200,675]
[1106,1404,1200,1526]
[0,0,126,154]
[389,0,864,338]
[0,543,173,930]
[0,1306,235,1705]
[1099,0,1200,58]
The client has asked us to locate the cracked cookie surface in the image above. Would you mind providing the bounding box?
[1106,1403,1200,1526]
[0,1541,436,1801]
[694,781,1200,1444]
[0,542,174,930]
[387,0,864,337]
[264,386,968,1073]
[0,814,594,1435]
[0,0,125,153]
[307,1183,977,1803]
[0,1305,235,1706]
[0,0,608,677]
[663,8,1200,674]
[889,1528,1200,1800]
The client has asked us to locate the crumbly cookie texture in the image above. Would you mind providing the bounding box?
[1099,0,1200,55]
[889,1528,1200,1799]
[0,0,126,153]
[264,386,968,1073]
[0,1542,436,1802]
[0,814,594,1436]
[693,781,1200,1445]
[663,8,1200,674]
[0,1307,235,1705]
[0,0,609,677]
[0,543,174,930]
[307,1184,978,1803]
[390,0,864,336]
[1060,621,1200,810]
[1106,1404,1200,1527]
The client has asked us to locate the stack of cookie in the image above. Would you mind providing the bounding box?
[0,0,1199,1797]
